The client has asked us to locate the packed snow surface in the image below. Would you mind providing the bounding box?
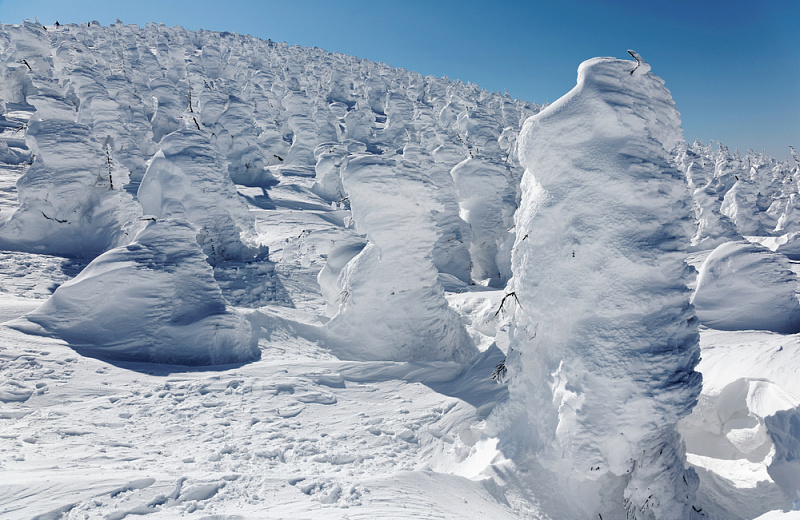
[0,20,798,520]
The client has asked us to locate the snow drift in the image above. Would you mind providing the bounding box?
[18,219,259,365]
[498,52,702,519]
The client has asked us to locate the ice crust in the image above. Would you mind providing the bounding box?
[502,54,702,519]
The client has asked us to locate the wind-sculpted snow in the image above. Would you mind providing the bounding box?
[326,150,476,362]
[451,157,518,286]
[1,19,799,519]
[0,116,142,256]
[692,241,800,333]
[0,20,535,370]
[138,128,261,265]
[678,146,743,250]
[499,54,702,519]
[17,219,259,365]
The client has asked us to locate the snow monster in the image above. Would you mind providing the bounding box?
[500,52,702,519]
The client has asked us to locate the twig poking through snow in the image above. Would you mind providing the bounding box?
[491,291,521,319]
[628,50,642,75]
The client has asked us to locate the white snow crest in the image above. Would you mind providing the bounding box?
[504,54,702,519]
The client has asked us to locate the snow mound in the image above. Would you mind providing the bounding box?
[692,240,800,333]
[500,53,701,519]
[772,231,800,260]
[17,219,259,365]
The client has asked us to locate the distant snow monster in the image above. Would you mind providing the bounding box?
[500,52,702,519]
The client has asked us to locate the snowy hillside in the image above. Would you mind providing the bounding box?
[0,20,799,520]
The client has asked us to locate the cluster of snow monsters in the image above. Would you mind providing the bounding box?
[676,142,800,252]
[0,20,537,364]
[2,20,797,519]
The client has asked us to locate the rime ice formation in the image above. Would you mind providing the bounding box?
[675,142,800,246]
[19,219,259,365]
[325,150,476,362]
[692,240,800,333]
[675,145,742,250]
[138,127,261,265]
[0,20,534,365]
[451,157,517,286]
[0,48,142,255]
[3,21,800,519]
[501,54,702,519]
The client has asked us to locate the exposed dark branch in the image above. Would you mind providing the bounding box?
[628,50,642,75]
[41,211,68,223]
[491,291,521,319]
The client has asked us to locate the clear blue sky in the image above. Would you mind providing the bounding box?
[0,0,797,160]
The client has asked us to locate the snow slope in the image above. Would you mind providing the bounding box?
[0,20,798,520]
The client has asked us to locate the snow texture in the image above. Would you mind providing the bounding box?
[325,151,476,362]
[675,141,800,244]
[0,91,141,256]
[17,219,259,365]
[0,20,798,520]
[138,127,262,265]
[692,240,800,333]
[500,53,702,519]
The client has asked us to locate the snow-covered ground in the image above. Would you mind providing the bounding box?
[0,20,799,520]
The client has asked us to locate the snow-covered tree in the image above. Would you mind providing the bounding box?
[325,151,475,362]
[497,53,702,519]
[19,219,258,365]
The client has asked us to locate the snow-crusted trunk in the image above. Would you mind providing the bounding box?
[502,54,701,519]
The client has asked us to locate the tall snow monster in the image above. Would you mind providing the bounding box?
[502,53,702,519]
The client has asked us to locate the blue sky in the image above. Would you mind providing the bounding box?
[0,0,797,160]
